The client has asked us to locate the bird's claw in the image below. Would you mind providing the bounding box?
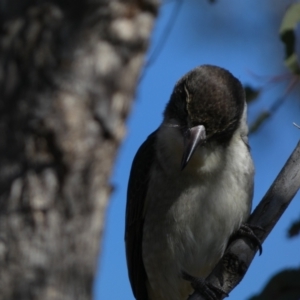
[233,223,264,255]
[182,271,228,300]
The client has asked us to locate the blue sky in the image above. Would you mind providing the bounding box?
[95,0,300,299]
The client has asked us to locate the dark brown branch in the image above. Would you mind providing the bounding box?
[188,140,300,300]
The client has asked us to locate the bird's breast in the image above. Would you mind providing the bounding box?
[142,129,254,300]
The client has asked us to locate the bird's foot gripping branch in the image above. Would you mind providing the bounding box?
[182,271,228,300]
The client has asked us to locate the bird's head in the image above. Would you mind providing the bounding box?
[163,65,246,170]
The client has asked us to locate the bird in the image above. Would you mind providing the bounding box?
[125,65,254,300]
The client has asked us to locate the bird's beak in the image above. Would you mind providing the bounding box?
[181,125,206,170]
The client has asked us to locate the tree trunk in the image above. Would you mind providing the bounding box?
[0,1,159,299]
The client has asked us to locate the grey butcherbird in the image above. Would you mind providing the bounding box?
[125,65,254,300]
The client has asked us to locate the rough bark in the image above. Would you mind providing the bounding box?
[0,1,159,299]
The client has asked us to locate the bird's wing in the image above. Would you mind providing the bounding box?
[125,130,158,300]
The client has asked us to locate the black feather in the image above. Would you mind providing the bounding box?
[125,130,158,300]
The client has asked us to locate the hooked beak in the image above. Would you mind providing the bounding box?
[181,125,206,170]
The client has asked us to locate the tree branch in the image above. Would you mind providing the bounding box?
[188,140,300,300]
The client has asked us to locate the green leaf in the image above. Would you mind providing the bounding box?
[279,3,300,75]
